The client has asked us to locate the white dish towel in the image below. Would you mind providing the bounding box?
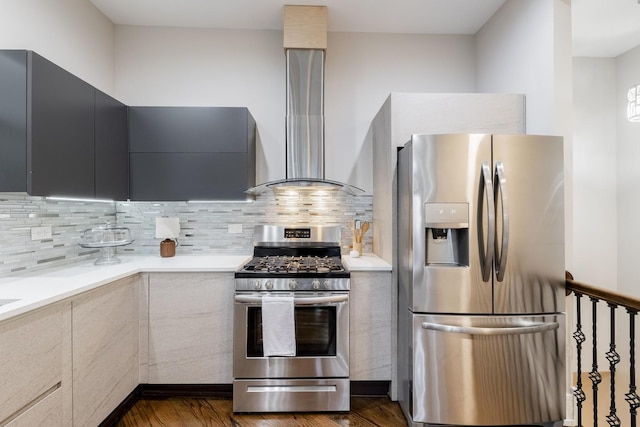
[262,296,296,357]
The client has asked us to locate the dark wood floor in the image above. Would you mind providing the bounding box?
[115,396,408,427]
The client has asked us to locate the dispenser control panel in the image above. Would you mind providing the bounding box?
[424,203,470,267]
[424,203,469,228]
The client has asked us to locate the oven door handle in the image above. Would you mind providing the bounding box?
[234,294,349,305]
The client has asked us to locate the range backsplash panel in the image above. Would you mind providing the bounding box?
[116,191,373,255]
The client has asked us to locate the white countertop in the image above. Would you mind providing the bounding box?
[342,253,392,271]
[0,255,249,322]
[0,252,390,322]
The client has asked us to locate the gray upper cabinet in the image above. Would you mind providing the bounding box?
[0,51,255,201]
[0,50,128,199]
[95,90,128,200]
[0,51,28,192]
[128,107,256,201]
[29,52,95,197]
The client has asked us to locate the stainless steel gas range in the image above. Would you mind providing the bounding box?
[233,225,350,413]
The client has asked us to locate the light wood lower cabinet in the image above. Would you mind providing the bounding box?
[146,272,235,384]
[0,302,71,426]
[145,271,390,383]
[1,267,391,425]
[6,387,63,427]
[350,271,392,381]
[72,275,140,427]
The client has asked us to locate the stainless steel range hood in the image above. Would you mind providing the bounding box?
[246,11,364,196]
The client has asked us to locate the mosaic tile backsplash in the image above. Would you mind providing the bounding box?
[0,193,115,275]
[0,191,373,276]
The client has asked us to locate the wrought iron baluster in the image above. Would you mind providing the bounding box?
[606,302,621,426]
[573,292,586,427]
[568,276,640,427]
[626,308,640,427]
[590,297,603,425]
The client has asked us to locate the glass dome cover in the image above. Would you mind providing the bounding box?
[79,221,133,265]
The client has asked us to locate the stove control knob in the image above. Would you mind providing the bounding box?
[312,280,320,290]
[254,280,262,290]
[323,280,331,290]
[288,280,297,290]
[265,280,274,290]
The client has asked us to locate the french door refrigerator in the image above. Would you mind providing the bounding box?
[397,134,565,427]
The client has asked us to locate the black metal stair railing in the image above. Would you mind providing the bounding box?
[567,272,640,427]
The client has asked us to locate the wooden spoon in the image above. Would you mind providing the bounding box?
[361,221,370,236]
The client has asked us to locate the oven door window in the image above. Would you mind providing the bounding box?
[246,306,337,357]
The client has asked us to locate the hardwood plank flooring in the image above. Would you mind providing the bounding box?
[115,396,408,427]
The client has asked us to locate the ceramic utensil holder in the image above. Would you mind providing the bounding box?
[352,240,362,256]
[160,239,176,257]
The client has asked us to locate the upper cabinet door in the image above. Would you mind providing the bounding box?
[28,51,95,198]
[0,50,129,199]
[95,90,128,200]
[128,106,256,201]
[0,51,28,191]
[129,107,252,153]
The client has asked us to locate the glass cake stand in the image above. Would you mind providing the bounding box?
[79,221,133,265]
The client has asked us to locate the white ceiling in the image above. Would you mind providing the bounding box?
[573,0,640,57]
[88,0,506,35]
[89,0,640,58]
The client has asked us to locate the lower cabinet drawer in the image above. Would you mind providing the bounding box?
[6,386,62,427]
[0,304,64,423]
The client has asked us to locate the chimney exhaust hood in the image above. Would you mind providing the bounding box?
[246,6,364,196]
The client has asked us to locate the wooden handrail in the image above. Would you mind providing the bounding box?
[566,271,640,313]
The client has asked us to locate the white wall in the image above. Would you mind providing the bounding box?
[475,0,575,271]
[114,26,285,191]
[570,53,640,401]
[325,33,475,191]
[474,0,573,140]
[114,26,475,192]
[475,0,555,134]
[572,58,618,289]
[616,45,640,296]
[0,0,116,94]
[571,48,640,295]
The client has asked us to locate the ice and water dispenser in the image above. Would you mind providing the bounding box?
[424,203,469,266]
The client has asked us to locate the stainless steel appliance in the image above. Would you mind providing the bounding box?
[397,134,565,427]
[246,45,363,196]
[233,225,350,413]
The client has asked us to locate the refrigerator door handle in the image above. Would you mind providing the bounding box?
[494,161,509,282]
[421,321,559,336]
[479,161,495,282]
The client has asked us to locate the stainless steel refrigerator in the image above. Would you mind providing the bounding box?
[397,134,565,427]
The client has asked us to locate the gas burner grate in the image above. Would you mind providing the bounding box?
[242,255,345,274]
